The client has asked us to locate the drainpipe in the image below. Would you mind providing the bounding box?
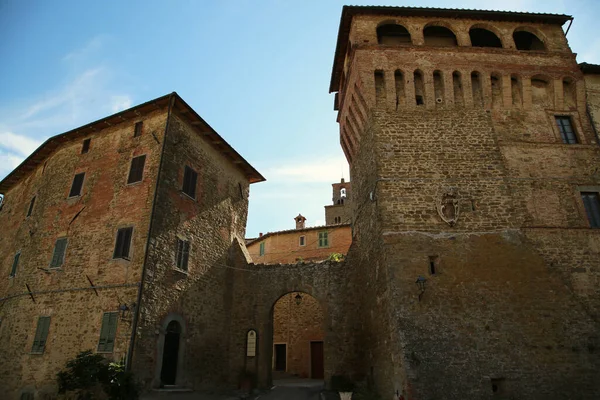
[126,93,176,370]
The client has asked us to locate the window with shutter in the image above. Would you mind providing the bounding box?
[81,138,91,154]
[69,173,85,197]
[113,227,133,259]
[175,239,190,271]
[555,116,578,144]
[26,196,36,217]
[31,316,51,354]
[10,252,20,277]
[127,155,146,184]
[97,312,119,352]
[50,238,68,268]
[581,192,600,228]
[182,166,198,199]
[318,232,329,248]
[299,236,305,246]
[259,242,265,256]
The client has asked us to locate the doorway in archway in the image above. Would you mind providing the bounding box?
[272,292,324,381]
[160,320,181,385]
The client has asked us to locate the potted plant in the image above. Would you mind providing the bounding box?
[331,375,355,400]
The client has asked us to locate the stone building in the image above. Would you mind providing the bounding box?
[324,178,352,226]
[330,5,600,399]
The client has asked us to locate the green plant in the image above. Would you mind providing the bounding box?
[328,253,345,262]
[57,350,138,400]
[331,375,355,392]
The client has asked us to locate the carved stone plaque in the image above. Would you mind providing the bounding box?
[436,187,460,226]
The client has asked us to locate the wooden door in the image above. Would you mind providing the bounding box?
[310,341,324,379]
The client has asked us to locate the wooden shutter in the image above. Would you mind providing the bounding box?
[10,252,20,277]
[582,192,600,228]
[98,312,118,352]
[127,155,146,184]
[32,316,51,353]
[69,173,85,197]
[50,238,68,268]
[113,228,133,259]
[182,166,197,198]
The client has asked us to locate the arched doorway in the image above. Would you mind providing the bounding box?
[271,292,325,381]
[160,321,181,385]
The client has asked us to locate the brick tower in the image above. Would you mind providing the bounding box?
[325,178,352,225]
[330,6,600,399]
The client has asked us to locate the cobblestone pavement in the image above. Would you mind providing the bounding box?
[257,379,324,400]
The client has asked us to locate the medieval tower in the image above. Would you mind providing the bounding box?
[330,6,600,399]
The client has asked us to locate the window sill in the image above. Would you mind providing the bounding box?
[172,267,189,275]
[48,267,63,271]
[30,351,45,355]
[112,257,131,262]
[67,195,82,200]
[96,350,114,354]
[181,191,196,201]
[126,180,143,187]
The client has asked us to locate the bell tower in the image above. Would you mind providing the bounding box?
[330,6,600,399]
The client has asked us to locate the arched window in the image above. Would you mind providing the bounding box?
[423,25,457,47]
[340,188,347,198]
[469,28,502,48]
[377,24,411,45]
[513,30,545,51]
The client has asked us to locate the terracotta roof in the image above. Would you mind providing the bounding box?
[246,223,351,246]
[0,92,265,192]
[580,62,600,74]
[329,6,573,92]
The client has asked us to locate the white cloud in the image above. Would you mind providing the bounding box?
[110,95,133,113]
[62,35,105,63]
[0,152,26,177]
[261,156,350,183]
[0,132,43,156]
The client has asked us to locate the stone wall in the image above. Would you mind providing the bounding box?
[0,108,168,399]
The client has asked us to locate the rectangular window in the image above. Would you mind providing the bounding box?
[134,121,143,138]
[97,312,118,353]
[127,155,146,184]
[26,196,36,217]
[581,192,600,228]
[182,166,198,199]
[10,252,20,277]
[259,242,265,256]
[299,236,305,246]
[555,116,578,144]
[318,232,329,248]
[50,238,68,268]
[113,227,133,260]
[31,316,51,354]
[69,172,85,197]
[175,239,190,271]
[81,138,91,154]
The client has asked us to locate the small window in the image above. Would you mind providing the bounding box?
[127,155,146,184]
[26,196,36,217]
[81,138,91,154]
[182,166,198,199]
[299,236,305,246]
[134,121,143,138]
[581,192,600,228]
[318,232,329,248]
[31,316,51,354]
[10,252,20,277]
[69,172,85,197]
[113,227,133,260]
[415,95,424,105]
[175,239,190,271]
[259,242,265,256]
[50,238,68,268]
[555,116,577,144]
[340,188,347,198]
[97,312,118,353]
[429,256,438,275]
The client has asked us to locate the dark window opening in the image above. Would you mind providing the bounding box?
[514,31,545,51]
[299,236,305,246]
[429,256,438,275]
[182,166,198,199]
[469,28,502,48]
[424,26,457,47]
[581,192,600,228]
[415,95,424,105]
[374,70,386,106]
[127,155,146,184]
[414,70,425,105]
[69,173,85,197]
[81,138,91,154]
[113,227,133,260]
[31,316,51,354]
[377,24,411,45]
[50,238,68,268]
[176,239,190,271]
[134,121,143,137]
[490,378,506,396]
[27,196,36,217]
[555,116,577,144]
[97,312,118,352]
[10,252,20,277]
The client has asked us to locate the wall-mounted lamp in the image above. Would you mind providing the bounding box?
[415,276,427,301]
[118,302,136,319]
[294,293,303,305]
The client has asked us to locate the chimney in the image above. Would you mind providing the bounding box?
[259,232,263,237]
[295,214,306,229]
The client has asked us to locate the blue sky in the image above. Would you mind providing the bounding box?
[1,0,599,237]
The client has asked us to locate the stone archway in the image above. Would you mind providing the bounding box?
[154,313,187,388]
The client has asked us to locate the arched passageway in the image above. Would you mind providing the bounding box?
[161,321,181,385]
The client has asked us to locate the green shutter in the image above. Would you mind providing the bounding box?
[259,242,265,256]
[50,238,67,268]
[32,316,50,353]
[98,312,118,352]
[10,252,20,277]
